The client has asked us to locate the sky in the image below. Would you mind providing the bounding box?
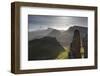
[28,15,88,32]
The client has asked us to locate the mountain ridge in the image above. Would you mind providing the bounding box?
[28,26,88,47]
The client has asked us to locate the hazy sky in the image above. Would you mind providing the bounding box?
[28,15,88,32]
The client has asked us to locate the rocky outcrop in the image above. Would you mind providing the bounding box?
[69,30,81,58]
[82,34,88,58]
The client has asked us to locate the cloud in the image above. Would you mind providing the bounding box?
[28,15,88,31]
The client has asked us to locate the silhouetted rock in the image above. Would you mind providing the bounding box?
[69,30,81,58]
[28,36,65,60]
[82,34,88,58]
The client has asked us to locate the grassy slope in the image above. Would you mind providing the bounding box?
[56,47,69,59]
[56,47,84,59]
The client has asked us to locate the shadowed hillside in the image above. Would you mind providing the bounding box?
[28,36,66,60]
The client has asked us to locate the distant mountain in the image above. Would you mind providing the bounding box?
[28,36,65,60]
[28,28,54,41]
[68,26,87,31]
[28,26,88,47]
[47,28,61,37]
[60,26,88,47]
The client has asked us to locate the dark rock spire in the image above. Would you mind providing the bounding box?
[69,29,81,58]
[82,34,88,58]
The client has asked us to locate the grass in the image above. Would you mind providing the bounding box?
[56,47,85,59]
[80,47,85,58]
[56,47,69,59]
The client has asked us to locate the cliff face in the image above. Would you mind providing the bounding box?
[82,34,88,58]
[69,30,81,58]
